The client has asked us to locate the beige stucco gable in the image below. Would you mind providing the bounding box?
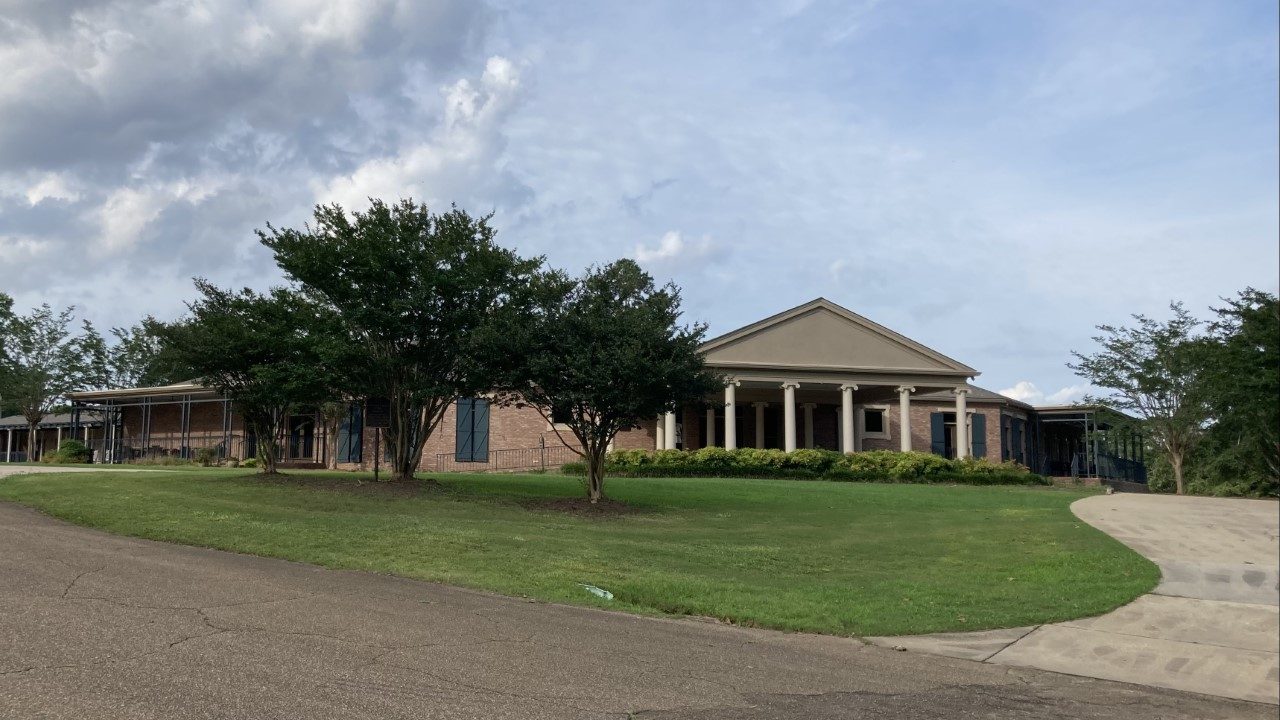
[700,299,977,375]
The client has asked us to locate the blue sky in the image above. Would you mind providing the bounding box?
[0,0,1276,402]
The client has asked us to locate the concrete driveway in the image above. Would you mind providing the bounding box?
[872,493,1280,705]
[0,489,1268,719]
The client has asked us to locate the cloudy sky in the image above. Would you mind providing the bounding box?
[1,0,1276,403]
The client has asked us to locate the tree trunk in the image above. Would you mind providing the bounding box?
[587,449,605,503]
[1171,452,1185,495]
[257,433,279,475]
[27,422,38,461]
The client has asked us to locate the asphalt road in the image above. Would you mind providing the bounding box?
[0,477,1271,718]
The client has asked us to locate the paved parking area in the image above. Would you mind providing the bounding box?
[872,493,1280,705]
[0,484,1270,719]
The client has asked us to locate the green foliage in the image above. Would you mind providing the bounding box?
[108,317,182,388]
[0,301,105,457]
[563,449,1046,486]
[259,198,542,482]
[154,282,336,474]
[41,439,91,464]
[240,457,258,469]
[488,259,721,501]
[1070,303,1209,494]
[194,447,219,467]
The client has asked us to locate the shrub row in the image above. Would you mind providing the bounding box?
[40,439,92,464]
[562,448,1048,486]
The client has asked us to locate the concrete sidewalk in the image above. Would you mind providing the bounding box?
[871,493,1280,705]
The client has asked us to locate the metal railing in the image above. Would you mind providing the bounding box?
[0,451,29,463]
[433,443,580,473]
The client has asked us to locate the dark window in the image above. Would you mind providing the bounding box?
[336,402,363,464]
[455,398,491,462]
[550,404,574,425]
[864,409,885,434]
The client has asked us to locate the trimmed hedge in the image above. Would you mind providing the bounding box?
[562,448,1048,486]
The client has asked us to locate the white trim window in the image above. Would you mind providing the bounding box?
[858,405,891,441]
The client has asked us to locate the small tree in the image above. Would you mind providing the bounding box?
[1,304,103,460]
[157,282,335,475]
[260,199,541,482]
[492,260,721,502]
[108,317,180,388]
[1069,303,1208,495]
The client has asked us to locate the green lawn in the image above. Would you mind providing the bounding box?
[0,469,1158,637]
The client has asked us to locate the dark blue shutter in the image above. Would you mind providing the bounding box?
[1001,416,1010,461]
[455,399,475,461]
[929,413,945,456]
[1012,418,1024,465]
[970,413,987,459]
[472,399,490,461]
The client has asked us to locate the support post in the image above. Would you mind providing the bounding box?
[896,386,915,452]
[781,382,799,452]
[723,380,739,450]
[5,428,11,462]
[753,403,767,448]
[663,411,677,450]
[840,384,857,453]
[954,388,970,459]
[655,415,665,450]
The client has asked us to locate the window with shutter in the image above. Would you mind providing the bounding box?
[970,413,987,459]
[930,413,946,456]
[454,398,490,462]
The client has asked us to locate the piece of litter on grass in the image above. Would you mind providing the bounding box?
[579,583,613,601]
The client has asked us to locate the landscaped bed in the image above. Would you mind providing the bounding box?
[0,468,1157,637]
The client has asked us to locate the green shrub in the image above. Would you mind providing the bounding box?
[41,439,92,464]
[561,448,1047,486]
[194,447,219,467]
[241,457,258,468]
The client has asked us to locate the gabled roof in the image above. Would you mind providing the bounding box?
[0,411,104,428]
[699,298,978,376]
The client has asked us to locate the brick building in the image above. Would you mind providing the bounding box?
[26,298,1143,481]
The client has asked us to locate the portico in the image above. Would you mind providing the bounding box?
[659,299,982,456]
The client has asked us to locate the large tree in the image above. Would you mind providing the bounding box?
[157,282,335,474]
[1069,303,1208,495]
[1,303,103,459]
[491,260,720,502]
[259,198,541,482]
[1200,289,1279,488]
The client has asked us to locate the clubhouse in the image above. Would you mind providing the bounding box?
[3,299,1146,482]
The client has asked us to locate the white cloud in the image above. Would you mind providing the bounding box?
[634,230,720,267]
[998,381,1091,406]
[315,56,528,212]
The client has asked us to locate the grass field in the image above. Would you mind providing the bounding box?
[0,468,1158,637]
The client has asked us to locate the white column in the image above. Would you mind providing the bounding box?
[724,381,738,450]
[664,411,678,450]
[4,428,11,462]
[56,426,62,450]
[655,416,665,450]
[897,386,915,452]
[840,384,857,453]
[753,403,767,448]
[954,388,970,459]
[802,403,816,449]
[705,407,716,448]
[782,382,799,452]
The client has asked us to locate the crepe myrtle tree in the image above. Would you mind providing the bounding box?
[1069,303,1209,495]
[491,260,721,503]
[0,302,105,460]
[156,281,337,475]
[259,198,542,482]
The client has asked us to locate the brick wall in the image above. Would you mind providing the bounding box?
[853,399,1001,462]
